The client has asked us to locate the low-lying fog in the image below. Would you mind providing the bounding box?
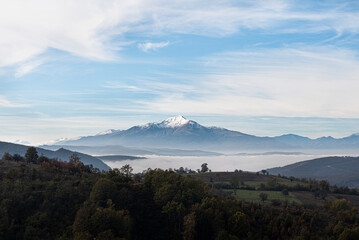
[103,151,359,173]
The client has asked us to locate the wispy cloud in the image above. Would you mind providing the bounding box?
[14,60,43,77]
[0,114,153,145]
[1,0,359,75]
[0,96,29,108]
[137,46,359,118]
[138,42,170,52]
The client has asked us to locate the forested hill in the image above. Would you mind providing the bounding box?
[267,156,359,188]
[1,154,359,239]
[0,141,110,171]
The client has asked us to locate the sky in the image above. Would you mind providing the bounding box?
[1,0,359,145]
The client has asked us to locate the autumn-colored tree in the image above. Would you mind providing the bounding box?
[69,153,80,164]
[1,152,12,161]
[41,161,51,170]
[229,211,250,237]
[319,180,330,191]
[338,227,359,240]
[183,212,196,240]
[1,152,359,240]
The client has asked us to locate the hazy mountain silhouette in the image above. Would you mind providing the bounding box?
[0,141,110,171]
[267,156,359,188]
[52,116,359,151]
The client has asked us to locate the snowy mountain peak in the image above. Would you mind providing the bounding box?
[139,115,195,129]
[96,129,117,136]
[157,115,190,128]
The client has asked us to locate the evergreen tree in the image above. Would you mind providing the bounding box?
[25,147,38,163]
[201,163,209,172]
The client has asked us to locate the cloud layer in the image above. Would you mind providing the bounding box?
[1,0,359,74]
[1,0,359,144]
[0,95,29,108]
[137,46,359,118]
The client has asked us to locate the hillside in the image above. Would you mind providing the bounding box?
[267,156,359,188]
[189,171,359,208]
[1,159,359,239]
[0,141,110,171]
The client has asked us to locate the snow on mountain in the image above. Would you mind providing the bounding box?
[139,115,193,129]
[349,133,359,137]
[96,129,117,136]
[13,140,31,145]
[157,115,190,128]
[46,136,82,145]
[48,116,359,151]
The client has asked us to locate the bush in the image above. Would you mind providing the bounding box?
[271,199,281,206]
[282,189,289,196]
[259,193,268,202]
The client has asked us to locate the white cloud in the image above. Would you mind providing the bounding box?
[0,115,150,145]
[1,0,359,75]
[14,60,43,77]
[138,41,169,52]
[13,140,31,145]
[0,96,29,108]
[138,46,359,118]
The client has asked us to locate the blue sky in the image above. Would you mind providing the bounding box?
[1,0,359,144]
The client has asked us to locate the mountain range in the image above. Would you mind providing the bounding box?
[41,144,223,157]
[50,116,359,152]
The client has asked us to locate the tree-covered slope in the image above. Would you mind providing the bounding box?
[1,155,359,239]
[267,156,359,187]
[0,141,110,171]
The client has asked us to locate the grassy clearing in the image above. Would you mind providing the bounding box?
[242,179,305,188]
[241,181,267,188]
[224,189,301,204]
[188,172,304,188]
[276,178,305,187]
[211,179,304,190]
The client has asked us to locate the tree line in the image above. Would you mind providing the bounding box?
[1,148,359,239]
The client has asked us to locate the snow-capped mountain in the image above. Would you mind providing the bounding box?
[95,129,118,136]
[54,115,279,150]
[140,115,192,128]
[52,116,359,151]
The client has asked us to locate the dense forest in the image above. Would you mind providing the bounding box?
[1,148,359,239]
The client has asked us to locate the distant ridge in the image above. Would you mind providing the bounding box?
[267,156,359,188]
[41,144,222,156]
[51,116,359,151]
[0,141,110,171]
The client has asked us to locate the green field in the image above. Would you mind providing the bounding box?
[224,189,302,204]
[250,179,303,188]
[188,172,305,189]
